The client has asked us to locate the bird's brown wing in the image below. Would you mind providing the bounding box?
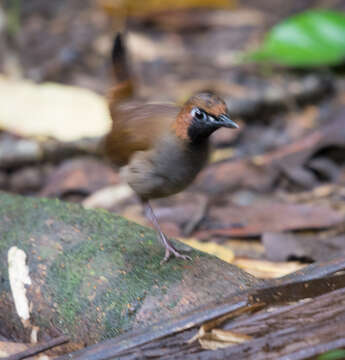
[104,101,179,166]
[105,33,179,166]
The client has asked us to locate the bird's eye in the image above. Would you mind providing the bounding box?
[191,108,207,121]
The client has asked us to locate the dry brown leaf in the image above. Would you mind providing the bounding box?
[196,201,343,238]
[263,231,345,263]
[279,184,344,203]
[189,303,261,346]
[285,106,318,139]
[40,158,119,197]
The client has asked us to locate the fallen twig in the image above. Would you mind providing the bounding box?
[7,335,69,360]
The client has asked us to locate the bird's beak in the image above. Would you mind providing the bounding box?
[217,114,239,129]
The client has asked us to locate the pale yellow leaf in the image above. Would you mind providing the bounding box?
[0,76,111,141]
[188,304,259,347]
[210,148,235,163]
[198,329,251,350]
[211,329,252,343]
[0,341,51,359]
[179,238,235,263]
[0,350,8,358]
[0,341,27,358]
[100,0,237,17]
[199,338,233,350]
[83,184,134,209]
[233,258,305,279]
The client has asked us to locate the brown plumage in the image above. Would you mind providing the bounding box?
[105,34,238,262]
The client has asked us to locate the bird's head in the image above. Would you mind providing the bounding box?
[172,92,238,143]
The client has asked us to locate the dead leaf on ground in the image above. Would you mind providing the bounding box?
[9,166,48,193]
[199,329,252,350]
[40,157,119,197]
[279,184,345,203]
[222,239,265,259]
[195,201,343,238]
[233,258,305,279]
[263,231,345,263]
[179,238,235,263]
[285,105,319,139]
[83,184,134,209]
[210,148,236,163]
[211,329,252,343]
[100,0,236,18]
[189,307,255,350]
[0,76,111,141]
[175,237,303,278]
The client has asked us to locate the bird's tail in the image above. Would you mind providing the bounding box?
[108,33,134,103]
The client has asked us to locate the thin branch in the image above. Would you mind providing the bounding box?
[7,335,69,360]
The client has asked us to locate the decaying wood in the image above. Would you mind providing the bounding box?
[57,272,345,360]
[278,256,345,282]
[0,192,260,344]
[193,287,345,360]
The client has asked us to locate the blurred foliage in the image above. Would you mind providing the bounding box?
[318,349,345,360]
[99,0,236,17]
[4,0,21,35]
[248,10,345,67]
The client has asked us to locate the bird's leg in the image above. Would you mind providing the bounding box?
[142,200,191,263]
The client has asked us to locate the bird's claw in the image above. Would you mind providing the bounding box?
[160,246,192,264]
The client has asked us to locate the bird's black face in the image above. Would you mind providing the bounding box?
[191,107,238,129]
[188,107,238,143]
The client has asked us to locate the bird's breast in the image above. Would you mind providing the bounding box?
[122,136,210,199]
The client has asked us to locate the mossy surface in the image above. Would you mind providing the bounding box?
[0,192,259,343]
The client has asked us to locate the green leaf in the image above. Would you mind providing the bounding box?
[318,349,345,360]
[248,10,345,67]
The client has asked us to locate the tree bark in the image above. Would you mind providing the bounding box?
[0,192,261,345]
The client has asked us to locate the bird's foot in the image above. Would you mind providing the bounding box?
[160,243,192,264]
[143,200,192,264]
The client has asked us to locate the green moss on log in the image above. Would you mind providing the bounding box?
[0,192,260,343]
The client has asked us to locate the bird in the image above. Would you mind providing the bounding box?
[104,33,239,263]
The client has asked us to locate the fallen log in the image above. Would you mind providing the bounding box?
[56,272,345,360]
[0,192,260,345]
